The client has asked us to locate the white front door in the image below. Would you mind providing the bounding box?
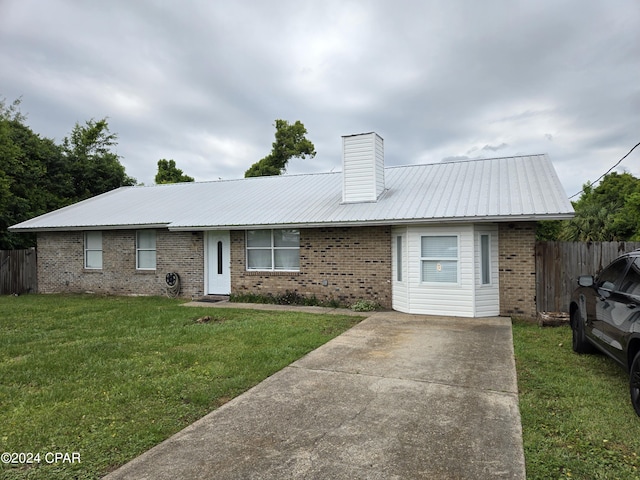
[207,231,231,294]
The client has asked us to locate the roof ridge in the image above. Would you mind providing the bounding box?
[133,155,551,189]
[131,169,342,189]
[385,153,548,169]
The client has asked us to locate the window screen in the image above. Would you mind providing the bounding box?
[421,236,458,283]
[84,231,102,269]
[136,230,156,270]
[246,229,300,271]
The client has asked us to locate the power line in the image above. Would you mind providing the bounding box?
[569,140,640,199]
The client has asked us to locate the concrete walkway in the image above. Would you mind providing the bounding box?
[104,308,525,479]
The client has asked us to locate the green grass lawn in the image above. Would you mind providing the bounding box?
[4,296,640,480]
[512,320,640,480]
[0,294,362,480]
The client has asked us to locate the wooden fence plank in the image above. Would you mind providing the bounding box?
[0,248,37,295]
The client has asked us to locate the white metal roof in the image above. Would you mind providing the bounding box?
[9,154,574,232]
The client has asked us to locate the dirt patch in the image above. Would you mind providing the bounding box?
[191,315,226,324]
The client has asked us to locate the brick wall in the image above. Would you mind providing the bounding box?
[35,223,536,316]
[231,226,392,307]
[498,222,537,319]
[37,229,204,298]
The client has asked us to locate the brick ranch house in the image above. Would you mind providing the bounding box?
[10,133,574,319]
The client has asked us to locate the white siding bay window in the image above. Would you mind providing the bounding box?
[246,229,300,271]
[392,224,499,317]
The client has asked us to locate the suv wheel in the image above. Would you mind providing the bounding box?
[571,309,593,354]
[631,352,640,416]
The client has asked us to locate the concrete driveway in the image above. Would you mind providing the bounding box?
[104,310,525,479]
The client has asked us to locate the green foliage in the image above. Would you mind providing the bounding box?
[0,97,26,123]
[155,159,194,184]
[350,299,381,312]
[0,98,136,249]
[230,290,346,308]
[0,101,66,249]
[0,294,361,479]
[559,172,640,241]
[536,220,564,241]
[62,118,136,200]
[244,119,316,177]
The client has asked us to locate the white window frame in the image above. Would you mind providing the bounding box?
[136,230,156,270]
[246,229,300,272]
[84,231,103,270]
[420,235,459,284]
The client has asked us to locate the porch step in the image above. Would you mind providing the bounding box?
[195,295,230,303]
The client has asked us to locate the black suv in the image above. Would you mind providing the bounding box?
[570,250,640,416]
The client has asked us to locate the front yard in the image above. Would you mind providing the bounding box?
[513,320,640,479]
[0,295,361,479]
[2,295,640,479]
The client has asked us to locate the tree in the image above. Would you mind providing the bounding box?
[155,159,194,184]
[536,220,563,241]
[0,99,67,249]
[559,172,640,241]
[244,119,316,177]
[0,97,26,123]
[0,97,137,249]
[614,191,640,241]
[62,118,136,200]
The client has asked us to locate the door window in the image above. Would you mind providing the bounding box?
[620,257,640,297]
[597,258,628,291]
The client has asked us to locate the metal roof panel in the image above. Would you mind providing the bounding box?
[9,154,574,232]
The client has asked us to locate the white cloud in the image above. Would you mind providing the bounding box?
[0,0,638,196]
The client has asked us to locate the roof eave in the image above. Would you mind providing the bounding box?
[167,213,576,231]
[8,223,170,233]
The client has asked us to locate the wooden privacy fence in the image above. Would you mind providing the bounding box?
[535,241,640,313]
[0,248,37,295]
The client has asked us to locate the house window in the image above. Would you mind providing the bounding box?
[136,230,156,270]
[396,235,403,282]
[84,231,102,269]
[480,234,491,285]
[246,229,300,271]
[421,235,458,283]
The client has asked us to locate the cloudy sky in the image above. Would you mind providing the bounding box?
[1,0,638,198]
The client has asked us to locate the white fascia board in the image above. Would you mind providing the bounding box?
[9,223,170,233]
[167,212,575,231]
